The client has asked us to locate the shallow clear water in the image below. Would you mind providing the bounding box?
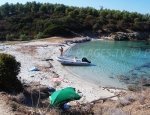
[64,40,150,88]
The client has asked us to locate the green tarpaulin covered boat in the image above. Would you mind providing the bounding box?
[49,87,81,107]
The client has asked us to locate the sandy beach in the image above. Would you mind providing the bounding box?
[0,37,122,103]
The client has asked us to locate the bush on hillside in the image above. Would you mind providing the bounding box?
[34,32,44,39]
[0,53,23,93]
[0,33,6,41]
[6,34,15,41]
[44,24,72,37]
[20,34,29,41]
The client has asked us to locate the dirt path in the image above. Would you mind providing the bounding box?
[0,94,13,115]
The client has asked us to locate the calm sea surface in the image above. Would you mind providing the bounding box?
[65,40,150,88]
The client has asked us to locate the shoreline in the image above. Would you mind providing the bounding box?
[0,37,124,103]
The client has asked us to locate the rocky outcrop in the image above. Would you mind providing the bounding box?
[110,32,150,41]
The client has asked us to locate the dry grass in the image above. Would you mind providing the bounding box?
[91,88,150,115]
[0,85,150,115]
[0,92,13,115]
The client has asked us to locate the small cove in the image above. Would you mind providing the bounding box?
[64,40,150,88]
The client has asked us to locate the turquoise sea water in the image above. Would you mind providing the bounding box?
[65,40,150,88]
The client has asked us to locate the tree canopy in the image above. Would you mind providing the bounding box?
[0,2,150,40]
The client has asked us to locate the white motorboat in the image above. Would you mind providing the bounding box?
[56,56,91,66]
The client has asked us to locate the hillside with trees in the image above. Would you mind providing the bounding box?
[0,2,150,41]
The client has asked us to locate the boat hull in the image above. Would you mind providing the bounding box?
[56,56,91,66]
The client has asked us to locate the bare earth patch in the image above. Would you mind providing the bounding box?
[0,93,13,115]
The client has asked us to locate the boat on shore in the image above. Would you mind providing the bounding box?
[56,56,91,66]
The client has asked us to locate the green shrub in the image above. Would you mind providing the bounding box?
[0,33,6,41]
[34,32,44,39]
[20,34,29,41]
[0,53,23,93]
[6,34,15,41]
[44,24,72,37]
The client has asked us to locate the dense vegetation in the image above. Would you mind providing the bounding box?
[0,2,150,41]
[0,53,23,93]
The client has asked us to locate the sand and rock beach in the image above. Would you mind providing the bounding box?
[0,37,122,103]
[1,38,150,115]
